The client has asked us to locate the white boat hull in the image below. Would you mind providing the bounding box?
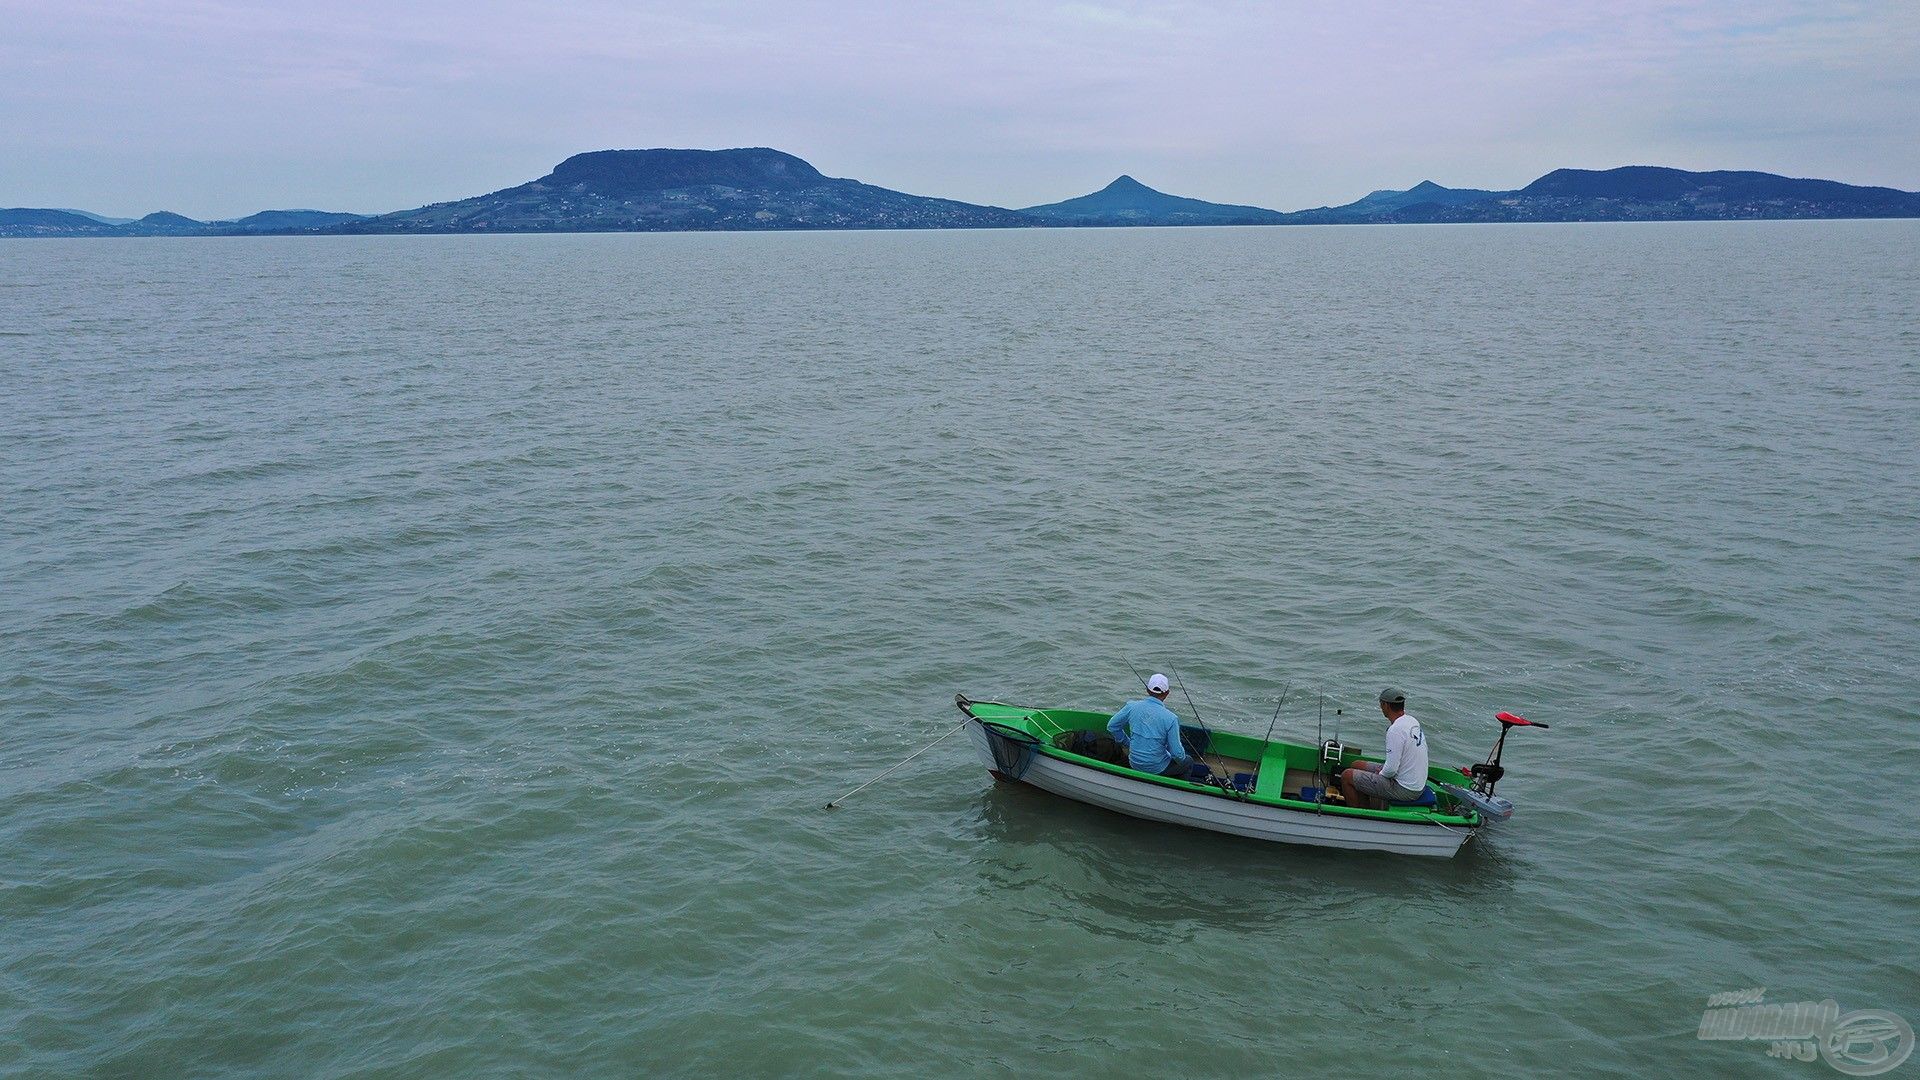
[969,722,1471,857]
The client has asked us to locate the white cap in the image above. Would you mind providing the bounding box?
[1147,673,1170,694]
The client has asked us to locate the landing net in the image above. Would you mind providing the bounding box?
[979,722,1042,780]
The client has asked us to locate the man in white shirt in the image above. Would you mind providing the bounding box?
[1339,688,1430,809]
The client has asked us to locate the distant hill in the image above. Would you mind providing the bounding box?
[1286,180,1512,223]
[131,211,208,235]
[1380,167,1920,223]
[0,209,215,237]
[6,158,1917,237]
[1019,175,1286,226]
[0,208,215,237]
[1524,166,1907,203]
[1,208,122,236]
[54,208,137,225]
[3,206,374,238]
[334,148,1033,233]
[217,209,370,233]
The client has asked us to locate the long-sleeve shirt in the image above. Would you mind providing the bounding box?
[1106,697,1188,775]
[1380,712,1429,792]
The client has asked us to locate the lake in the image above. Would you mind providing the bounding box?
[2,222,1916,1077]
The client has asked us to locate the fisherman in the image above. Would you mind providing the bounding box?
[1338,688,1430,809]
[1107,673,1199,778]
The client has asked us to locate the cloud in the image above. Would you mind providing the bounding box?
[0,0,1913,216]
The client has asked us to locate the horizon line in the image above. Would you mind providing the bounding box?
[9,150,1919,223]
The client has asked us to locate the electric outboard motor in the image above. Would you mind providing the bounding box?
[1442,711,1548,825]
[1439,783,1516,823]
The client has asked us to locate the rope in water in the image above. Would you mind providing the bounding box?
[823,715,973,809]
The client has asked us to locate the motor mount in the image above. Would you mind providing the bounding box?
[1468,711,1549,797]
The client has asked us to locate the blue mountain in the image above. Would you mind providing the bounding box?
[7,157,1918,237]
[217,209,370,232]
[335,148,1034,233]
[54,208,138,225]
[1392,166,1920,222]
[1018,175,1285,226]
[0,208,119,236]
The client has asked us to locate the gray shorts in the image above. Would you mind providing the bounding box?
[1352,766,1426,804]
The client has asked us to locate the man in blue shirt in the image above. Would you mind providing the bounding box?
[1107,673,1199,778]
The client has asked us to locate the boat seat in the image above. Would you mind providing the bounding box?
[1396,786,1438,808]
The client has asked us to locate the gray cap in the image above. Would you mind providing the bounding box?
[1379,687,1407,706]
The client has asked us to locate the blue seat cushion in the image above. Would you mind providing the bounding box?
[1397,786,1438,808]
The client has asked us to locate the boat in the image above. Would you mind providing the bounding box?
[955,694,1546,857]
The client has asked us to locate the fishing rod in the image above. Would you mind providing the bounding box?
[1139,664,1256,799]
[1312,692,1346,803]
[1168,667,1215,766]
[1170,667,1206,727]
[1317,696,1348,805]
[1123,659,1209,776]
[1252,680,1292,783]
[1260,683,1293,748]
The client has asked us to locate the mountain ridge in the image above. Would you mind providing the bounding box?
[333,147,1032,233]
[1019,175,1286,226]
[1280,180,1512,223]
[1391,165,1920,223]
[6,153,1918,237]
[0,207,369,237]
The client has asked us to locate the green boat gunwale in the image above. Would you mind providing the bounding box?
[965,699,1481,828]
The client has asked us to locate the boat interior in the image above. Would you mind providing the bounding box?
[1013,707,1469,814]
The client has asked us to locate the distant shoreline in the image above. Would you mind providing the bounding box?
[7,216,1919,241]
[7,149,1918,239]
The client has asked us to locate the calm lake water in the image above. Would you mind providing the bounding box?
[3,223,1917,1078]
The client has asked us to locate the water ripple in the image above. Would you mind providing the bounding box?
[2,224,1916,1076]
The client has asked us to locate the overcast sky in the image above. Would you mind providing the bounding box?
[3,0,1916,219]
